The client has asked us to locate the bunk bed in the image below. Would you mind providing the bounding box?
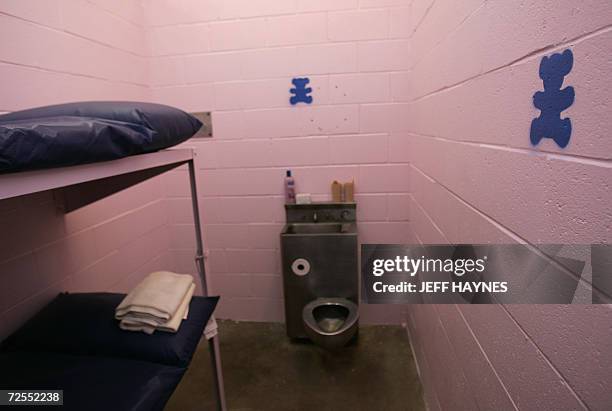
[0,148,227,411]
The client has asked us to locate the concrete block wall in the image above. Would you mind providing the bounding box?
[144,0,415,323]
[404,1,612,410]
[0,1,177,340]
[1,4,611,409]
[0,0,414,335]
[0,0,148,111]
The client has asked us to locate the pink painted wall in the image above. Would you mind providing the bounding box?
[146,0,414,323]
[0,0,148,111]
[2,4,611,409]
[404,1,612,410]
[0,1,178,340]
[0,0,413,340]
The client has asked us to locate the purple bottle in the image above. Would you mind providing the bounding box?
[285,170,296,204]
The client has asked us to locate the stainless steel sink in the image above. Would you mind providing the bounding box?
[283,222,354,235]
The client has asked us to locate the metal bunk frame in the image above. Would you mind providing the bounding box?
[0,148,227,411]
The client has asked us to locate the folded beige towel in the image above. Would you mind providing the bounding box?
[157,282,195,333]
[116,271,194,321]
[119,283,194,334]
[119,319,156,335]
[118,311,166,327]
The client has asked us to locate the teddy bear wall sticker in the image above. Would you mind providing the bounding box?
[530,48,575,148]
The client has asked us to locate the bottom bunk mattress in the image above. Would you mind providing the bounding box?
[0,292,220,411]
[0,351,184,411]
[1,292,219,368]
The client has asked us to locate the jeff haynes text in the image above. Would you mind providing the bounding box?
[372,281,509,293]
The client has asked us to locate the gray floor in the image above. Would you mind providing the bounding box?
[166,320,425,411]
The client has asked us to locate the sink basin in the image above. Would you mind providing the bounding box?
[283,223,354,235]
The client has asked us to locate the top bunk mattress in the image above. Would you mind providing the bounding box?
[0,102,203,173]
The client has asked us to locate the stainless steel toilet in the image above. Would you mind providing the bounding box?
[302,298,358,349]
[281,203,359,349]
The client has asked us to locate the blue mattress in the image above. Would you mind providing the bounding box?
[0,292,219,411]
[1,292,219,367]
[0,102,203,173]
[0,351,184,411]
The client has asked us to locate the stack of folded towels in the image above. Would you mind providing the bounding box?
[115,271,195,334]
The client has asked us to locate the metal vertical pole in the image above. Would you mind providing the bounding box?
[187,158,227,411]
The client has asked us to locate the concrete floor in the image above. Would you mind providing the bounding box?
[165,320,425,411]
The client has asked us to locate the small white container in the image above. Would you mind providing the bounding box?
[295,193,312,204]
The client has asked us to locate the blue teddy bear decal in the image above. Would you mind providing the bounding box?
[290,77,313,105]
[530,49,575,148]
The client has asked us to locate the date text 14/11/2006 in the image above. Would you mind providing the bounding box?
[372,281,509,294]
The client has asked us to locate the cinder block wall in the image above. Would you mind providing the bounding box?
[0,1,148,110]
[0,0,415,338]
[404,1,612,410]
[145,0,416,323]
[2,5,611,409]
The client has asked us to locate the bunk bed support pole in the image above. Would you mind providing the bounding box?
[188,159,227,411]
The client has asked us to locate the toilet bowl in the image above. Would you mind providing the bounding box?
[302,298,359,349]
